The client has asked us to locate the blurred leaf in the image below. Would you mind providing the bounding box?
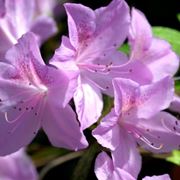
[177,13,180,22]
[118,43,130,55]
[30,146,69,167]
[153,27,180,55]
[167,150,180,165]
[72,142,100,180]
[175,80,180,93]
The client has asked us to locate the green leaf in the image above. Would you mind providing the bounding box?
[153,27,180,55]
[72,142,100,180]
[175,80,180,94]
[177,13,180,22]
[118,43,130,55]
[167,150,180,165]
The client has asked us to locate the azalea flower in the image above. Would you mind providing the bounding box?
[93,77,180,163]
[95,151,171,180]
[50,0,152,130]
[128,8,179,82]
[0,32,88,156]
[0,0,57,59]
[0,149,38,180]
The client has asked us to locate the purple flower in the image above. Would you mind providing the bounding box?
[0,0,57,59]
[128,8,179,82]
[0,149,38,180]
[95,151,171,180]
[93,77,180,160]
[0,32,88,156]
[50,0,152,130]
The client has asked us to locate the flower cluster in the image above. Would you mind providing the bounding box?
[0,0,179,179]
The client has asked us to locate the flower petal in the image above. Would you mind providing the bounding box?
[0,0,5,17]
[112,78,139,115]
[142,174,171,180]
[93,109,120,151]
[94,0,130,48]
[64,3,96,47]
[136,111,180,153]
[95,152,114,180]
[137,76,174,119]
[112,129,142,179]
[142,39,179,81]
[0,149,38,180]
[129,8,152,60]
[169,95,180,113]
[51,36,76,62]
[74,77,103,130]
[30,16,57,44]
[0,107,41,156]
[42,103,88,151]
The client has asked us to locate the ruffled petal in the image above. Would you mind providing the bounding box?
[64,3,96,47]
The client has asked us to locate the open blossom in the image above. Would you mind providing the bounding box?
[0,0,57,59]
[128,8,179,82]
[0,149,38,180]
[0,32,88,156]
[50,0,152,130]
[95,151,171,180]
[93,77,180,165]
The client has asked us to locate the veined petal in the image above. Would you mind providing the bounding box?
[142,174,171,180]
[30,16,57,44]
[93,109,120,151]
[137,76,174,119]
[74,77,103,130]
[42,103,88,151]
[112,78,139,115]
[136,112,180,153]
[77,0,130,64]
[95,152,114,180]
[64,3,96,48]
